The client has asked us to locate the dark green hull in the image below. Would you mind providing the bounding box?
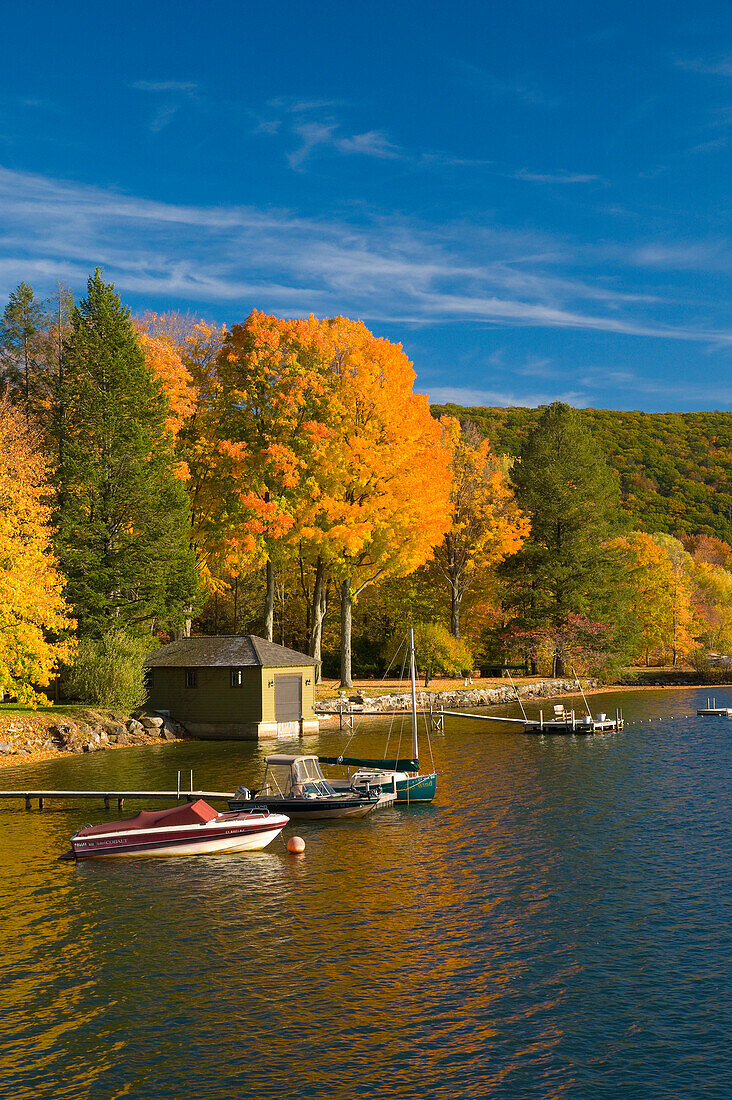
[395,773,436,803]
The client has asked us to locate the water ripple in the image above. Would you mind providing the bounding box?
[0,687,729,1098]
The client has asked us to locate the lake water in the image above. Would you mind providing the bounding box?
[0,687,729,1099]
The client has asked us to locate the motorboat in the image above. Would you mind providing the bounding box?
[64,798,289,859]
[229,754,385,819]
[320,629,437,804]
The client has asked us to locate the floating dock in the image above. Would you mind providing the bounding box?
[697,698,732,717]
[433,707,623,735]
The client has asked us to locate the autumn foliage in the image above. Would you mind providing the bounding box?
[2,270,731,696]
[0,400,74,704]
[134,327,196,436]
[433,417,529,639]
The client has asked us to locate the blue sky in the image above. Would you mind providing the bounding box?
[1,0,730,411]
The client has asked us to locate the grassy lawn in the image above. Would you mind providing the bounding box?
[0,703,121,724]
[0,702,91,717]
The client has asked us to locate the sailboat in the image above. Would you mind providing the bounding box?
[319,629,437,804]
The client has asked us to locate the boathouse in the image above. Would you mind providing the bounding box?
[145,636,319,740]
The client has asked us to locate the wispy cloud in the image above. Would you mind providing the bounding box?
[131,80,199,132]
[251,98,405,169]
[513,169,601,184]
[428,386,590,408]
[620,240,732,272]
[287,121,402,169]
[253,97,602,184]
[449,58,558,108]
[677,56,732,77]
[577,365,732,404]
[0,164,729,352]
[132,81,198,92]
[430,361,732,410]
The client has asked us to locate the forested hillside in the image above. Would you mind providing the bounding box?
[431,405,732,543]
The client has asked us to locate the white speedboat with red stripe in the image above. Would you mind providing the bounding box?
[64,799,289,859]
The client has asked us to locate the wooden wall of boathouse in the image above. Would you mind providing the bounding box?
[146,664,317,740]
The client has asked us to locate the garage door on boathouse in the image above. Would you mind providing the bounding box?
[275,674,302,723]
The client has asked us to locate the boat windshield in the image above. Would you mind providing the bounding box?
[261,758,338,798]
[295,758,326,782]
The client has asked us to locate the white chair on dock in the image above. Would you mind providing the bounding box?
[553,704,568,720]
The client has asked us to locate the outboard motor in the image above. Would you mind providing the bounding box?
[234,785,252,802]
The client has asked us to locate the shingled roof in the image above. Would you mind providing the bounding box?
[145,635,317,668]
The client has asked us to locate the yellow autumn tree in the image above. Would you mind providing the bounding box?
[0,400,75,705]
[432,417,529,639]
[692,560,732,655]
[611,531,697,665]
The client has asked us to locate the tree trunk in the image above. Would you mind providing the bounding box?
[233,576,238,634]
[309,558,327,684]
[23,331,30,421]
[553,649,566,678]
[173,611,192,641]
[450,583,461,640]
[264,559,275,642]
[340,578,353,688]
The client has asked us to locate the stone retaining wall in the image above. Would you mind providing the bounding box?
[316,678,600,715]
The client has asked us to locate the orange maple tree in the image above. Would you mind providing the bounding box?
[205,313,453,683]
[312,318,453,685]
[210,311,334,638]
[134,326,196,436]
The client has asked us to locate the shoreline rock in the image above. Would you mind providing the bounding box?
[316,678,601,715]
[0,708,189,767]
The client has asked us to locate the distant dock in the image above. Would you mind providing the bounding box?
[697,698,732,717]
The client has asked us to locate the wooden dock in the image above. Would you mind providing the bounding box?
[0,789,235,811]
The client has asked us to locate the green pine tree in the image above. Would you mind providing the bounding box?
[57,270,200,636]
[501,401,629,676]
[0,282,48,416]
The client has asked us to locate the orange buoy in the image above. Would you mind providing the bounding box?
[287,836,305,854]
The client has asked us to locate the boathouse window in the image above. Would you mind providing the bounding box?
[185,670,198,688]
[231,669,244,687]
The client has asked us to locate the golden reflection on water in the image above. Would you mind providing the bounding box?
[0,690,727,1098]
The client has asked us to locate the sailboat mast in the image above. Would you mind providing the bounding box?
[571,665,592,718]
[409,628,418,762]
